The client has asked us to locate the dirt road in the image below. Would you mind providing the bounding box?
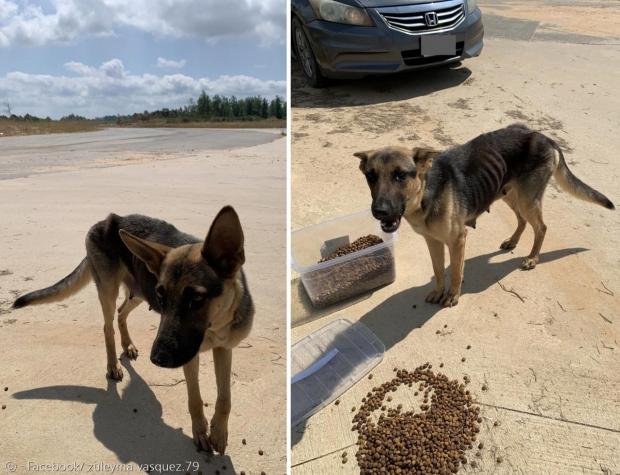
[0,137,286,474]
[291,1,620,473]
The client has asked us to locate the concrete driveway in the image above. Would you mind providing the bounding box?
[0,134,286,474]
[291,1,620,473]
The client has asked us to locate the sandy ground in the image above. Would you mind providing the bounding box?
[0,133,286,474]
[291,1,620,473]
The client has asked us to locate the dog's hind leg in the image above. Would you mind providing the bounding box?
[117,291,142,360]
[500,191,527,250]
[210,347,232,454]
[520,202,547,270]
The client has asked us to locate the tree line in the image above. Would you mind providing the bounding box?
[0,91,286,123]
[111,92,286,123]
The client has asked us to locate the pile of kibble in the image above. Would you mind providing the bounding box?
[352,364,481,475]
[318,234,384,263]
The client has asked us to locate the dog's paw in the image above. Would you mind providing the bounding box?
[500,238,517,250]
[440,291,460,307]
[107,362,123,381]
[192,418,212,452]
[520,257,538,270]
[123,344,139,360]
[425,288,445,304]
[208,420,228,454]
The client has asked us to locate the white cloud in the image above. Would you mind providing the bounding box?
[0,58,285,118]
[0,0,285,47]
[156,57,186,69]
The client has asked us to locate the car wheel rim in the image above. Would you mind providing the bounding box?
[295,27,314,78]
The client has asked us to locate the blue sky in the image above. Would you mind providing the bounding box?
[0,0,286,118]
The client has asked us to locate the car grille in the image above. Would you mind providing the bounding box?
[377,0,465,34]
[401,41,464,66]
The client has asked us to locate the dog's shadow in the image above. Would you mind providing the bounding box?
[292,246,586,447]
[361,247,586,348]
[13,359,232,474]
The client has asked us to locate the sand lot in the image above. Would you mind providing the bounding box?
[0,130,286,474]
[291,1,620,473]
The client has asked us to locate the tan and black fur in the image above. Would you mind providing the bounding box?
[13,206,253,453]
[356,123,614,307]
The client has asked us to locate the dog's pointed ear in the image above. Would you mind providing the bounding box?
[202,206,245,279]
[354,150,372,172]
[412,147,440,174]
[119,230,171,276]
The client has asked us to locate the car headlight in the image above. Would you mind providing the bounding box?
[309,0,374,26]
[467,0,477,14]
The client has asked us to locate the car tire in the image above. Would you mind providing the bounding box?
[292,17,328,88]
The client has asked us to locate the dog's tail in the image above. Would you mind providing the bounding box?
[13,258,92,309]
[551,141,615,210]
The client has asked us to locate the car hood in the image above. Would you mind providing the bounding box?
[357,0,452,7]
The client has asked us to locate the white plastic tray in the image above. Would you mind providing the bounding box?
[291,319,385,427]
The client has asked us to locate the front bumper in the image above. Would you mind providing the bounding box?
[304,6,483,79]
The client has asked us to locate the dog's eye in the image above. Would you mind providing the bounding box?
[394,170,408,182]
[365,170,378,184]
[185,287,207,310]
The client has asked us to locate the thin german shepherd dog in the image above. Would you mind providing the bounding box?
[13,206,253,453]
[356,123,614,307]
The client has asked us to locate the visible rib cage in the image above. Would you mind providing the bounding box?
[456,149,507,218]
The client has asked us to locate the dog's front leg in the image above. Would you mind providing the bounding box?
[443,230,467,307]
[183,354,210,451]
[209,347,232,454]
[424,236,446,304]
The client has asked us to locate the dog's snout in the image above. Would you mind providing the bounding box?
[372,200,392,220]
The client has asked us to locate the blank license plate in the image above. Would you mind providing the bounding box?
[420,34,456,57]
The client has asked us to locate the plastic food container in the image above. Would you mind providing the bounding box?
[291,319,385,427]
[291,210,397,308]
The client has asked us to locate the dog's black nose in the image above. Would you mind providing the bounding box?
[150,351,175,368]
[372,202,391,220]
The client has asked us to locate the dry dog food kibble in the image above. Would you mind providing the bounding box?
[307,235,395,307]
[352,364,481,475]
[318,235,384,262]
